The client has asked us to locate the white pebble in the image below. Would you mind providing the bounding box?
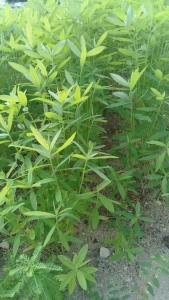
[0,241,10,250]
[100,247,110,258]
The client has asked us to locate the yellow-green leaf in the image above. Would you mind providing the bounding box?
[48,71,58,82]
[23,211,55,218]
[67,39,80,57]
[18,91,27,107]
[45,112,62,120]
[29,66,41,88]
[9,62,28,74]
[87,46,106,57]
[130,66,146,91]
[0,114,7,130]
[74,86,81,100]
[54,132,76,154]
[72,154,86,160]
[118,48,134,56]
[96,31,108,47]
[66,96,88,108]
[30,125,49,150]
[24,50,41,58]
[43,16,51,32]
[151,88,162,97]
[26,22,33,48]
[83,82,93,96]
[80,46,87,69]
[0,95,19,103]
[8,107,14,132]
[155,69,163,80]
[37,59,47,77]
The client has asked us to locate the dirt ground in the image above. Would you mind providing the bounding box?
[66,197,169,300]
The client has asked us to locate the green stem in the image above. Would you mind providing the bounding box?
[79,160,87,193]
[50,157,59,186]
[130,96,134,139]
[148,101,163,138]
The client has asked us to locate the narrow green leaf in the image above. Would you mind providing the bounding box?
[30,125,49,150]
[9,62,28,74]
[151,276,160,288]
[80,46,87,69]
[8,107,14,132]
[72,154,86,160]
[155,69,163,80]
[87,46,106,57]
[30,191,37,210]
[58,255,74,269]
[18,91,27,107]
[99,194,114,213]
[110,73,129,87]
[76,244,88,266]
[44,225,56,247]
[130,67,147,91]
[65,70,74,85]
[68,275,76,295]
[23,211,55,218]
[155,151,166,172]
[125,5,133,29]
[54,132,76,154]
[92,208,99,229]
[77,270,87,290]
[59,270,75,290]
[111,251,126,261]
[13,232,20,257]
[147,140,166,147]
[135,201,141,216]
[0,114,7,130]
[146,283,155,296]
[89,166,110,181]
[50,129,62,151]
[67,39,80,57]
[151,87,162,97]
[37,59,47,77]
[45,112,62,120]
[96,31,108,47]
[58,229,70,251]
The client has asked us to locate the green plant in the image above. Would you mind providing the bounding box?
[0,245,63,300]
[1,0,169,298]
[56,244,97,294]
[104,201,154,262]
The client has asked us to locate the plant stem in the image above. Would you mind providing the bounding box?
[148,101,163,138]
[79,160,87,193]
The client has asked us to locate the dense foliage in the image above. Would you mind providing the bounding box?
[1,0,169,298]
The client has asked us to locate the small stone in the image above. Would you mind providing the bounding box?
[162,228,167,232]
[100,247,110,258]
[93,238,98,243]
[126,276,132,283]
[124,266,128,271]
[0,241,10,250]
[156,200,162,206]
[163,236,169,248]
